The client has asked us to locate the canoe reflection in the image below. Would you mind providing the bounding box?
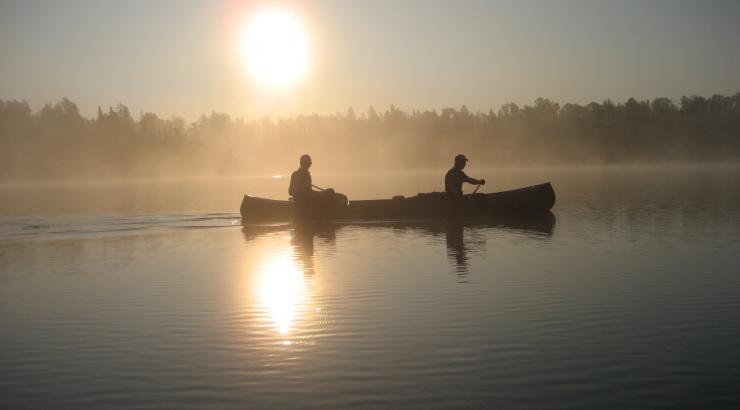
[445,224,468,275]
[242,211,555,279]
[291,223,335,276]
[383,212,555,278]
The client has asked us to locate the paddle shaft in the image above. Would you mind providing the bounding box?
[472,183,482,194]
[312,184,324,191]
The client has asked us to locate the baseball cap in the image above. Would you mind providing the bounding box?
[454,154,469,162]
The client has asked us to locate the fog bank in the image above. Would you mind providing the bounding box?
[1,93,739,180]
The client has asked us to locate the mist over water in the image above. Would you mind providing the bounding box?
[2,163,739,215]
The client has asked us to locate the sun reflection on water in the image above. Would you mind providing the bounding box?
[257,250,306,335]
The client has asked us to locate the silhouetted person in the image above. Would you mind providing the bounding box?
[289,154,339,219]
[289,154,315,203]
[445,154,485,199]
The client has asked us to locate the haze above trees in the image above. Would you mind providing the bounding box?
[1,93,739,180]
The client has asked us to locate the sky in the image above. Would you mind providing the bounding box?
[1,0,740,120]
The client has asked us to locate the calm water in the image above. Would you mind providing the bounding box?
[1,165,740,409]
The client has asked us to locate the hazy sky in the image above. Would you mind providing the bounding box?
[1,0,739,120]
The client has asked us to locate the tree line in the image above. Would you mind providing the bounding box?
[1,93,739,179]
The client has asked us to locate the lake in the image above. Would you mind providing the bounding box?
[1,164,740,409]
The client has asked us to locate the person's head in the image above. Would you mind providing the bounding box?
[454,154,468,169]
[299,154,312,169]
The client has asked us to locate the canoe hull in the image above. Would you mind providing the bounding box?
[241,182,555,223]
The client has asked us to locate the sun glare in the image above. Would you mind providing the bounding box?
[258,251,306,335]
[241,9,309,87]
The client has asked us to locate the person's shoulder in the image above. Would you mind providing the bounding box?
[446,167,462,176]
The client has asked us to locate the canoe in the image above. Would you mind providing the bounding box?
[240,182,555,223]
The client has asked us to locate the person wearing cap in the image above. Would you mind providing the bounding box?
[445,154,485,199]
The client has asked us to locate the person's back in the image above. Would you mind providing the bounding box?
[445,154,485,199]
[289,167,311,200]
[289,155,313,203]
[288,154,344,220]
[445,167,467,198]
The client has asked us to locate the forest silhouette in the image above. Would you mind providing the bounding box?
[1,93,739,180]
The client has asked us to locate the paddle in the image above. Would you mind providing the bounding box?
[472,183,482,194]
[311,184,324,191]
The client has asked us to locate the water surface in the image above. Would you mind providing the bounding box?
[1,165,740,408]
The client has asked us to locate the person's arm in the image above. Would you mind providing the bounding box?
[308,173,322,193]
[461,171,485,185]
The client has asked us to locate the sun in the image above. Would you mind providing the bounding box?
[241,9,309,87]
